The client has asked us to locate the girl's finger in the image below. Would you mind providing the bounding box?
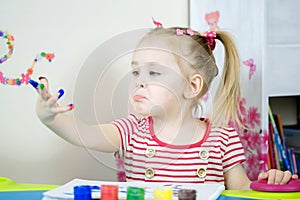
[46,93,59,107]
[39,76,49,90]
[39,84,51,101]
[51,104,74,114]
[292,174,299,179]
[29,79,51,101]
[257,172,268,180]
[45,89,65,107]
[280,171,292,184]
[274,170,284,184]
[267,169,276,184]
[29,79,39,89]
[38,78,52,101]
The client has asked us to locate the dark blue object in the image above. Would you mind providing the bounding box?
[29,79,39,89]
[74,185,92,200]
[58,89,64,99]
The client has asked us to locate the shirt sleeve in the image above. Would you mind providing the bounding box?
[222,128,246,172]
[111,114,137,158]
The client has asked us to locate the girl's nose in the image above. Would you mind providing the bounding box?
[137,83,146,88]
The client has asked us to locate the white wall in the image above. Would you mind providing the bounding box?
[261,0,300,132]
[0,0,188,184]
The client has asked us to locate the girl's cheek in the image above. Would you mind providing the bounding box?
[128,82,137,104]
[128,80,136,93]
[157,75,187,94]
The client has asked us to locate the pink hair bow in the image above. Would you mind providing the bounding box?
[203,31,217,50]
[152,17,163,28]
[176,28,184,35]
[176,28,194,36]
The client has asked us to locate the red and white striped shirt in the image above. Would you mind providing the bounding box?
[112,114,245,185]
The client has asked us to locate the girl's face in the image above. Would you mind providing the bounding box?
[129,48,187,117]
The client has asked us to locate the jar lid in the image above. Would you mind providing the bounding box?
[101,184,118,192]
[101,184,118,200]
[154,188,173,200]
[178,189,196,200]
[127,186,145,200]
[73,185,92,200]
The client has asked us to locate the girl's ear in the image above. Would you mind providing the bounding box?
[184,74,203,99]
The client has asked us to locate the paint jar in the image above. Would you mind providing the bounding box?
[126,186,145,200]
[74,185,92,200]
[153,188,173,200]
[100,184,118,200]
[178,189,196,200]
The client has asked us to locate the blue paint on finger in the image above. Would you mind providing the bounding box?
[29,79,39,88]
[58,89,64,99]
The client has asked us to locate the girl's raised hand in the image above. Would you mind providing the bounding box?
[29,77,73,124]
[258,169,298,185]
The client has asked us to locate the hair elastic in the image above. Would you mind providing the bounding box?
[152,17,163,28]
[176,28,194,36]
[202,31,217,50]
[186,28,195,36]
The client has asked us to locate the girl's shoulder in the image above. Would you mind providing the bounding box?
[211,126,236,132]
[200,118,237,135]
[209,125,239,138]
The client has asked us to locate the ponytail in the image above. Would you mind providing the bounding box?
[211,31,241,126]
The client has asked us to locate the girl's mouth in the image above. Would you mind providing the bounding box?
[133,95,146,101]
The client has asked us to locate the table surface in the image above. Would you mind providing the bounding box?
[1,190,300,200]
[0,190,46,200]
[0,190,257,200]
[3,177,300,199]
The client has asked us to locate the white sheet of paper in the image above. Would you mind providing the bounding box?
[42,178,225,200]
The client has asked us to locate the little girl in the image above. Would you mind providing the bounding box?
[32,27,298,190]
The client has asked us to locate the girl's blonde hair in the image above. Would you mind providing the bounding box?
[137,27,241,126]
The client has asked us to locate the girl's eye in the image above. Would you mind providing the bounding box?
[149,71,161,76]
[132,70,140,76]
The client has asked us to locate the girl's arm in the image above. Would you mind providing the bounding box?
[32,77,121,153]
[224,163,251,190]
